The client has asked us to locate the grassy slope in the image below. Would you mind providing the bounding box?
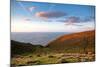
[11,40,43,57]
[11,30,95,66]
[47,30,95,53]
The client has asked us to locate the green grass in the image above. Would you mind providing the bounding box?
[11,53,95,66]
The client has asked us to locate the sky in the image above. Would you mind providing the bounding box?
[11,0,95,32]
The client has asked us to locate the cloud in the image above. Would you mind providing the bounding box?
[65,16,80,23]
[24,18,32,21]
[64,16,95,23]
[63,16,95,27]
[63,16,81,26]
[35,11,67,18]
[28,6,37,12]
[82,16,95,22]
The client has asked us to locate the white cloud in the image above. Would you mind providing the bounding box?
[11,19,95,32]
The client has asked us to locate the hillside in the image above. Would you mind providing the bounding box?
[11,40,43,57]
[46,30,95,53]
[11,30,95,66]
[11,30,95,56]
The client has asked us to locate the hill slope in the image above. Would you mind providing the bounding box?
[11,40,43,57]
[11,30,95,56]
[46,30,95,53]
[11,30,95,66]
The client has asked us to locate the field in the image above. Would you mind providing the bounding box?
[11,52,95,66]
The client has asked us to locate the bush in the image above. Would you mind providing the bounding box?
[27,60,41,65]
[48,55,55,58]
[37,54,41,57]
[58,58,70,63]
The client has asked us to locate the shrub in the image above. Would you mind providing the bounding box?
[48,55,55,58]
[37,54,41,57]
[58,58,70,63]
[27,60,41,65]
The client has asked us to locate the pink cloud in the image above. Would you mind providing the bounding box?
[66,16,80,23]
[35,11,67,18]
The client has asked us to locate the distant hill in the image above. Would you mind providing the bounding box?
[11,40,43,57]
[11,30,95,56]
[46,30,95,53]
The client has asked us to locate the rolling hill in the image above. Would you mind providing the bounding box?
[11,40,43,57]
[11,30,95,56]
[46,30,95,53]
[11,30,95,66]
